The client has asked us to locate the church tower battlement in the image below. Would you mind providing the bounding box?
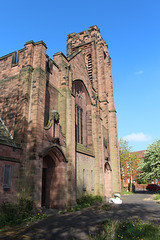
[67,25,109,59]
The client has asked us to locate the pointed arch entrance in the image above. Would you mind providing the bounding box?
[41,145,67,208]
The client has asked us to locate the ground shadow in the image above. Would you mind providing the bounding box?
[135,190,160,194]
[2,194,160,240]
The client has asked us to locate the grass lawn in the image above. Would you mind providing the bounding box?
[90,219,160,240]
[154,193,160,200]
[122,191,133,195]
[0,199,47,231]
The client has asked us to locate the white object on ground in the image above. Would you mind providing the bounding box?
[109,193,122,204]
[114,193,121,198]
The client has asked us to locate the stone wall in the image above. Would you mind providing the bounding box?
[76,152,95,198]
[0,144,22,204]
[67,25,121,196]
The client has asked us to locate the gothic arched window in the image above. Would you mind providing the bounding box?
[75,85,83,144]
[73,80,92,148]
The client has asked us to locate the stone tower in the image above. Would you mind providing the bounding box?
[67,25,121,194]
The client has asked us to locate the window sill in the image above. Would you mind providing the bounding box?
[3,187,11,191]
[76,143,94,157]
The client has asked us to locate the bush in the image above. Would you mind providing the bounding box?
[154,194,160,200]
[17,198,33,219]
[90,220,160,240]
[0,202,18,227]
[77,195,103,207]
[59,195,104,214]
[115,220,160,240]
[0,198,33,229]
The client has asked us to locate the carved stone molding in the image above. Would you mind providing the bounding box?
[44,110,59,130]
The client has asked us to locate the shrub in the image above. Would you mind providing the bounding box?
[59,195,104,214]
[115,220,160,240]
[154,194,160,200]
[90,220,160,240]
[77,195,103,207]
[17,198,33,219]
[0,198,33,229]
[0,202,19,227]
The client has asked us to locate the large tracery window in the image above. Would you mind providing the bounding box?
[74,81,92,148]
[75,85,83,144]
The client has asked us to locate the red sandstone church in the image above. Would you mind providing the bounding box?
[0,26,121,208]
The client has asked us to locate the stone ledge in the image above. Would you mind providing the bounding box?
[0,156,20,163]
[109,109,117,113]
[25,40,47,49]
[76,143,94,157]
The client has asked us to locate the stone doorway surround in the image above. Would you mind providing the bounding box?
[41,145,67,208]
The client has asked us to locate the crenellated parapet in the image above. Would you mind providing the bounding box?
[67,25,109,56]
[0,41,47,80]
[67,25,100,44]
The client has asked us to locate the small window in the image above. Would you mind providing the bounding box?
[91,170,94,190]
[83,169,86,191]
[3,165,13,189]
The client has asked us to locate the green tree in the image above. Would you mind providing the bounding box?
[138,139,160,182]
[119,138,131,179]
[119,138,139,192]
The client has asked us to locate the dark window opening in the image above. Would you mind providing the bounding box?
[91,170,94,190]
[76,104,83,144]
[3,165,13,189]
[80,108,83,144]
[86,112,88,147]
[83,169,86,191]
[77,106,80,143]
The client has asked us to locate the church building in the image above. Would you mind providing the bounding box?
[0,25,121,208]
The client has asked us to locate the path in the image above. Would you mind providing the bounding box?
[0,192,159,240]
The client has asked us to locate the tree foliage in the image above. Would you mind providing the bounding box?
[119,138,139,191]
[138,139,160,182]
[119,138,131,161]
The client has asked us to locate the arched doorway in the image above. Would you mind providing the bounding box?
[104,160,113,198]
[41,146,67,208]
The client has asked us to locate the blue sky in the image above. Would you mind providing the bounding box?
[1,0,160,151]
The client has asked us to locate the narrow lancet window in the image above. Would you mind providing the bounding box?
[88,55,93,83]
[80,108,83,144]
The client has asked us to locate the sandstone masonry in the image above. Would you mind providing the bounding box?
[0,26,121,208]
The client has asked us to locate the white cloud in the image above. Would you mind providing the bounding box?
[135,70,143,75]
[122,132,152,142]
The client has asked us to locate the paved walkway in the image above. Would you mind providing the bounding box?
[0,192,160,240]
